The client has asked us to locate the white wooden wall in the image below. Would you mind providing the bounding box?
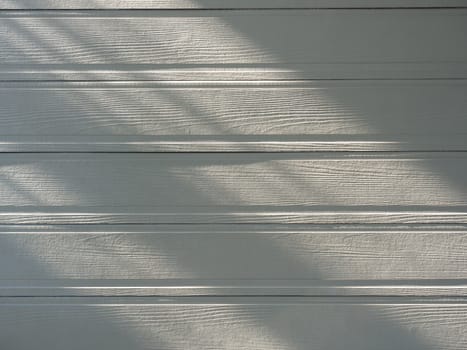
[1,1,467,349]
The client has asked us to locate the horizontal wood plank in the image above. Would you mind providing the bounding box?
[0,153,466,223]
[1,81,467,151]
[0,224,466,296]
[0,297,466,350]
[1,10,466,80]
[2,0,467,9]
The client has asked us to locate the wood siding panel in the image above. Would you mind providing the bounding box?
[0,225,466,296]
[0,153,465,208]
[0,10,466,80]
[0,153,465,223]
[0,81,466,151]
[0,297,466,350]
[2,3,466,348]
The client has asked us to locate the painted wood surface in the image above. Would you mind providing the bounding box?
[2,2,467,348]
[0,10,466,80]
[2,208,467,225]
[0,224,466,296]
[0,81,466,152]
[0,297,466,350]
[0,153,465,207]
[2,0,467,9]
[0,153,465,223]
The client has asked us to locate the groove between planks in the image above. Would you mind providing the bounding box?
[1,0,467,9]
[1,282,467,297]
[3,64,467,80]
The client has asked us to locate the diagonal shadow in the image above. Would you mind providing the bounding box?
[0,1,466,349]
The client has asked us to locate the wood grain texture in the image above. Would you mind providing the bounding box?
[1,3,466,348]
[2,0,467,9]
[0,297,466,350]
[0,153,466,206]
[1,207,467,224]
[0,153,465,223]
[0,10,466,80]
[1,81,467,152]
[0,224,466,296]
